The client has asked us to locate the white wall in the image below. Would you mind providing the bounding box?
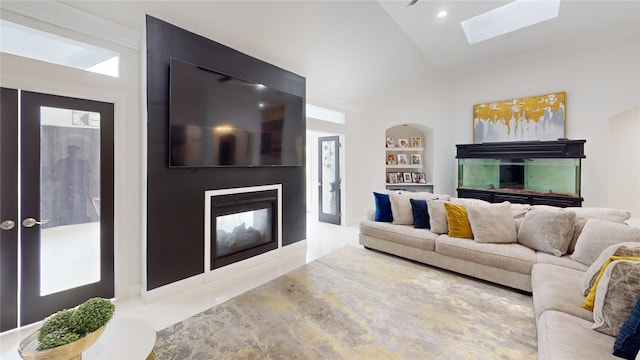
[354,78,457,222]
[455,25,640,207]
[609,107,640,217]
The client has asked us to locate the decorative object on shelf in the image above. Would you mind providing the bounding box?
[411,136,422,148]
[18,297,115,360]
[388,173,398,184]
[386,153,396,165]
[411,172,426,184]
[397,172,404,183]
[403,173,413,182]
[411,154,421,165]
[473,92,566,143]
[386,137,395,148]
[398,138,409,148]
[397,154,408,165]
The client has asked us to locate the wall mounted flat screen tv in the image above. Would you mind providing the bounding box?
[169,58,304,167]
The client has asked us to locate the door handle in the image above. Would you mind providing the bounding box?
[0,220,16,231]
[22,218,50,228]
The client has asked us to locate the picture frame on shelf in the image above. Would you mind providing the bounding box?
[411,172,419,183]
[388,172,398,184]
[397,154,408,165]
[397,172,404,183]
[411,154,421,165]
[403,173,412,182]
[411,136,422,148]
[386,153,396,165]
[417,172,427,183]
[386,137,395,148]
[398,138,409,148]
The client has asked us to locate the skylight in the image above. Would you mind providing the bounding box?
[0,19,120,77]
[461,0,561,45]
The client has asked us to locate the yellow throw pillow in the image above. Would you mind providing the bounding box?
[582,256,640,311]
[444,202,473,239]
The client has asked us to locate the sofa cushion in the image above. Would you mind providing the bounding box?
[359,220,437,251]
[409,199,430,229]
[535,252,589,272]
[582,256,640,311]
[389,191,449,225]
[427,198,450,234]
[582,243,640,296]
[567,207,631,255]
[531,263,594,322]
[435,235,535,275]
[571,219,640,265]
[537,310,618,360]
[614,297,640,360]
[567,206,632,223]
[467,202,517,244]
[517,207,575,256]
[444,202,473,239]
[593,260,640,336]
[373,192,393,222]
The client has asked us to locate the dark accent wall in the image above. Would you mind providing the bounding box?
[146,16,306,290]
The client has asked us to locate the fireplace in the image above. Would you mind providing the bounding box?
[205,185,281,271]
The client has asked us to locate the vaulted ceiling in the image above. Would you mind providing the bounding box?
[52,1,640,109]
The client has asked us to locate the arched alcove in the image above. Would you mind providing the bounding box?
[385,124,435,192]
[608,107,640,217]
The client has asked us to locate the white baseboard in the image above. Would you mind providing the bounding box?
[140,240,307,304]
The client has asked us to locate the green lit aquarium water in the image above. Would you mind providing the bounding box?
[458,158,581,197]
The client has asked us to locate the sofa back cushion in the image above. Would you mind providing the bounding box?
[467,202,518,243]
[571,219,640,265]
[517,207,576,256]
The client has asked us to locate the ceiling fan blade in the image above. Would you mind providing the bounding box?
[407,0,418,6]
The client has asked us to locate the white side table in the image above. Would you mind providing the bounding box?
[84,318,156,359]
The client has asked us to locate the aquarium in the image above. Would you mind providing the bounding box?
[457,157,581,198]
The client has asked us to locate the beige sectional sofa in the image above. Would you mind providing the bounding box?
[359,191,640,359]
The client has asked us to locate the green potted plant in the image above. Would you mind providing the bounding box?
[18,297,115,360]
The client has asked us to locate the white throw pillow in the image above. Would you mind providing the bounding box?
[517,207,576,256]
[389,192,449,225]
[571,219,640,265]
[581,242,640,296]
[467,202,517,244]
[427,198,450,234]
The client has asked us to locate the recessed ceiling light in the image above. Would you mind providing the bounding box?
[437,10,448,18]
[461,0,561,44]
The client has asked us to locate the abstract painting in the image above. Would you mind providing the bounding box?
[473,92,566,143]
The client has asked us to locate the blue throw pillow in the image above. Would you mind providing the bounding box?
[614,297,640,359]
[373,192,393,222]
[410,198,430,229]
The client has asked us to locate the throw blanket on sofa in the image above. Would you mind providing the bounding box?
[154,246,536,359]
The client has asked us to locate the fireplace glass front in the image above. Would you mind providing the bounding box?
[211,190,278,269]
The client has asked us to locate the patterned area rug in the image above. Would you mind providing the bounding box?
[154,246,536,359]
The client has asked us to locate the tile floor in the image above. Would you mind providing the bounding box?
[0,214,361,359]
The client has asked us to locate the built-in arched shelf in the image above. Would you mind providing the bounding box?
[385,124,435,193]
